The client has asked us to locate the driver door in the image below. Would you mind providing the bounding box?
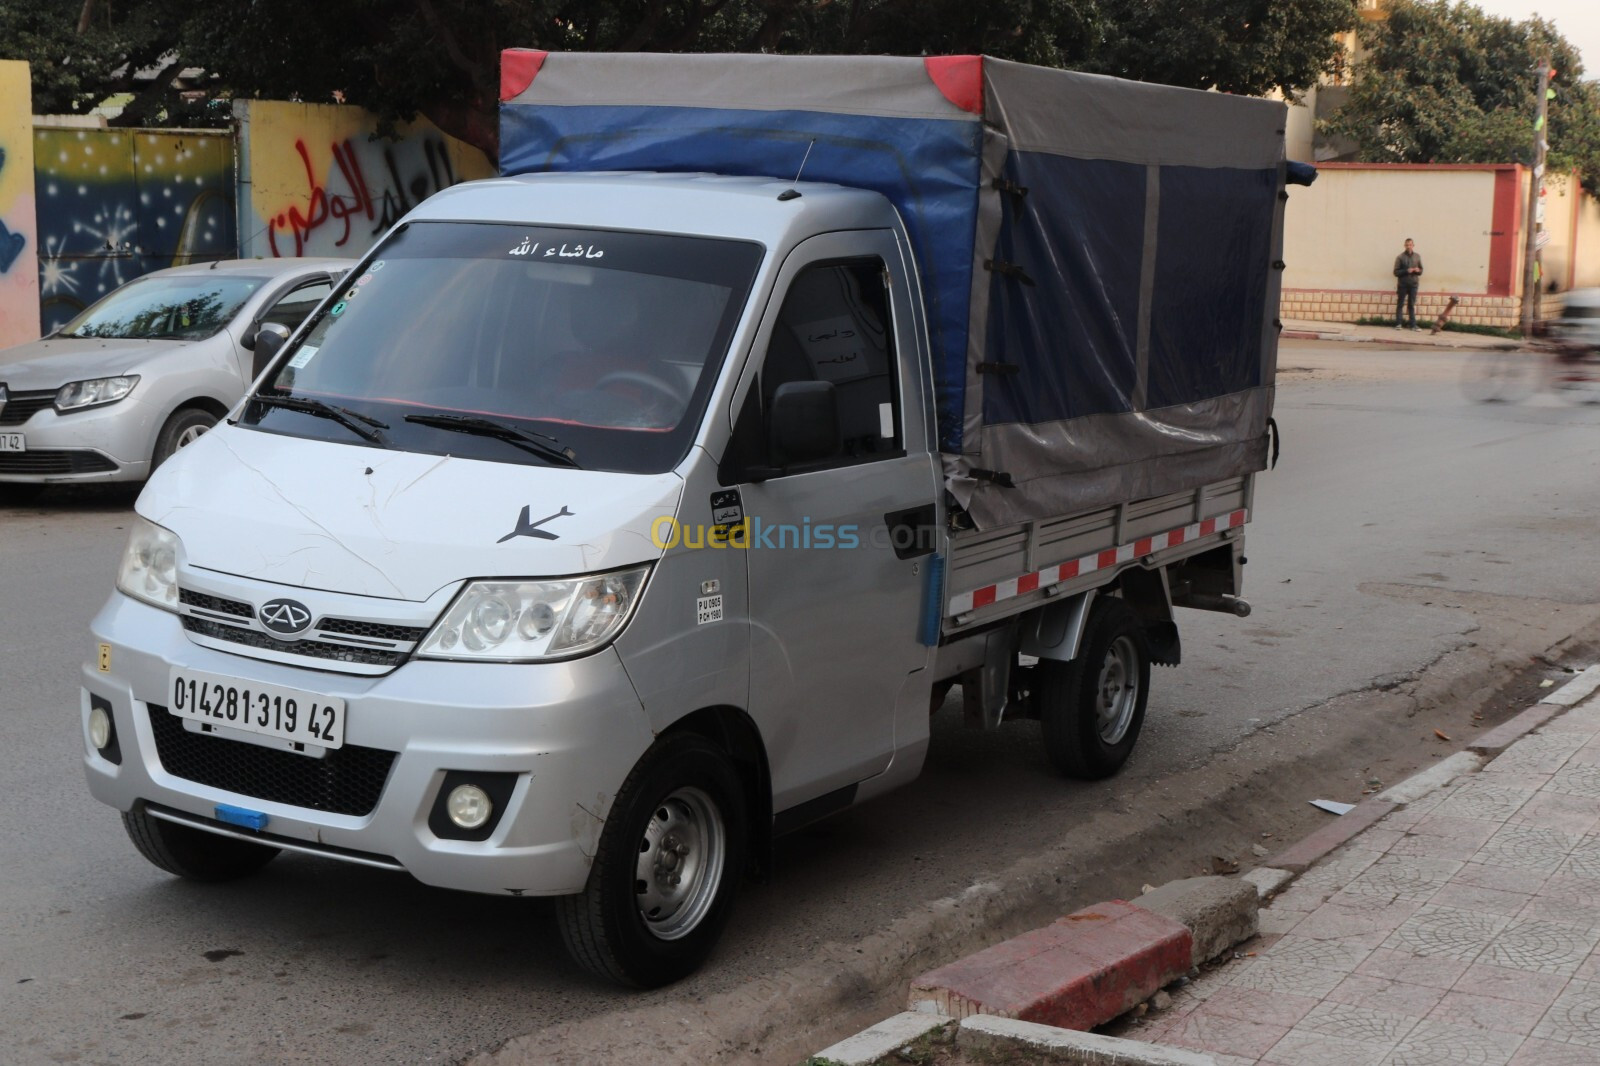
[728,231,940,813]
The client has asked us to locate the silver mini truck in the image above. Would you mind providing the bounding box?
[84,52,1288,988]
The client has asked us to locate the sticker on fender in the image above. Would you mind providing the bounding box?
[696,595,723,625]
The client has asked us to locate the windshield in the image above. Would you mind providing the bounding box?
[61,274,264,340]
[242,221,763,474]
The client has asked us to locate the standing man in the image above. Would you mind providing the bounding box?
[1393,238,1424,330]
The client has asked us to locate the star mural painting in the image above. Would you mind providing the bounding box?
[33,129,236,334]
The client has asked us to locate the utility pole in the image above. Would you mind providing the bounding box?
[1519,58,1551,338]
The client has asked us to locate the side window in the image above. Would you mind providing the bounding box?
[759,259,900,466]
[261,280,334,332]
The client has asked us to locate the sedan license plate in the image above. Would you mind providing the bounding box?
[169,668,345,749]
[0,432,22,452]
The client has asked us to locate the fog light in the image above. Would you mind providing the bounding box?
[446,784,493,830]
[89,706,113,750]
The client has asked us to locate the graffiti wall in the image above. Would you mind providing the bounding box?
[237,101,493,260]
[33,128,236,333]
[0,60,40,347]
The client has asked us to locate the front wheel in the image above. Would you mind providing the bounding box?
[556,733,747,987]
[152,407,218,470]
[1038,598,1151,780]
[122,807,280,881]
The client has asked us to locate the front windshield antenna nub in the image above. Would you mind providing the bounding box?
[777,139,816,202]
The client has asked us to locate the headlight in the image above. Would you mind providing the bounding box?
[417,566,651,662]
[115,517,181,611]
[56,375,139,412]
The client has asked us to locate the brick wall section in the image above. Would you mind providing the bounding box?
[1281,289,1519,328]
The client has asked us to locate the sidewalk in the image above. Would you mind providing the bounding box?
[1121,683,1600,1064]
[1281,317,1521,350]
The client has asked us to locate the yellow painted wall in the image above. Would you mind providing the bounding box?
[1283,167,1498,293]
[1542,172,1574,293]
[1576,190,1600,290]
[0,60,40,346]
[237,100,494,259]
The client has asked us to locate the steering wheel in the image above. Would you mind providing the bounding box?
[592,369,687,409]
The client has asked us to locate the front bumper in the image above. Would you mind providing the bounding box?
[82,593,657,896]
[0,397,157,483]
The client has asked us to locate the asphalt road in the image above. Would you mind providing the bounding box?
[3,341,1599,1064]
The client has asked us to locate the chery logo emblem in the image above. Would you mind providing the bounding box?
[259,598,313,637]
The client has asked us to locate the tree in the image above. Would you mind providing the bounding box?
[1323,0,1600,191]
[2,0,1356,164]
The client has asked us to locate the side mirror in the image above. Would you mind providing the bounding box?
[769,380,840,466]
[251,323,292,379]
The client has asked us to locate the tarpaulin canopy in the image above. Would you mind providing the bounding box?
[500,51,1286,529]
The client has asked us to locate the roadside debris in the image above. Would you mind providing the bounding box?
[1310,799,1356,815]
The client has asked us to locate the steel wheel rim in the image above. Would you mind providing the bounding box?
[1095,636,1140,744]
[633,786,725,941]
[175,423,210,449]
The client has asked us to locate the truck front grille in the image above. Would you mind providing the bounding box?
[146,704,396,816]
[180,616,408,668]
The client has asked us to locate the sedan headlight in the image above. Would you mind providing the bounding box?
[417,566,651,662]
[115,518,181,611]
[56,375,139,412]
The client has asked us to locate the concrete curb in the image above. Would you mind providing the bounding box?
[1243,667,1598,897]
[809,674,1598,1066]
[1261,797,1397,874]
[809,1012,951,1066]
[907,900,1193,1030]
[958,1014,1217,1065]
[1470,701,1566,755]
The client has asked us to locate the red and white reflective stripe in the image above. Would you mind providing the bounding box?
[947,509,1248,617]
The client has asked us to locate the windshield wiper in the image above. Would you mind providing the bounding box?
[250,393,390,445]
[403,413,579,468]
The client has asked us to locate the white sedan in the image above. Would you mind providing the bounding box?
[0,257,350,502]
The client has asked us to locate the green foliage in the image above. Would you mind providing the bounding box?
[1323,0,1600,191]
[1,0,1356,162]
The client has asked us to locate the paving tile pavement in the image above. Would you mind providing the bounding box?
[1124,691,1600,1063]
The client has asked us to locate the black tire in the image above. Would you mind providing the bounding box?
[152,407,218,470]
[1038,598,1151,780]
[557,733,747,988]
[121,807,280,882]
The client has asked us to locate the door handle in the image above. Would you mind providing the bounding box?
[883,504,937,559]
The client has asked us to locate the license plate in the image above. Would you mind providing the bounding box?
[0,433,22,452]
[169,668,345,749]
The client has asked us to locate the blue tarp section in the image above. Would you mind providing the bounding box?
[1148,166,1276,409]
[500,103,982,451]
[983,154,1146,427]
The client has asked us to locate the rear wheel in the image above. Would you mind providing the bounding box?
[122,807,280,881]
[1038,598,1151,780]
[557,733,746,987]
[152,407,218,470]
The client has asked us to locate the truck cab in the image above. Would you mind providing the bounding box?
[85,173,945,987]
